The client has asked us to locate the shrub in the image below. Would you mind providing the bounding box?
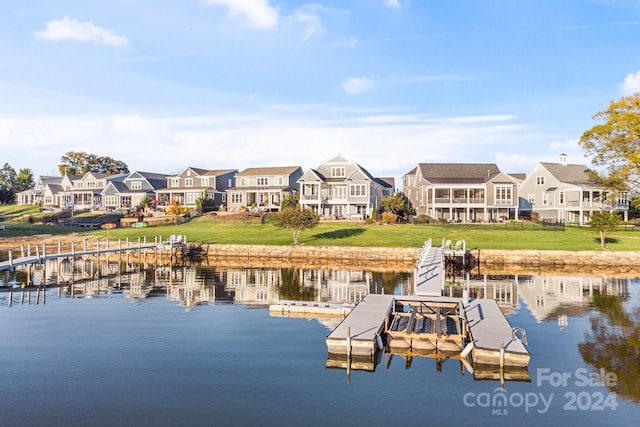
[381,212,397,224]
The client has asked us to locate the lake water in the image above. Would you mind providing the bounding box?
[0,261,639,426]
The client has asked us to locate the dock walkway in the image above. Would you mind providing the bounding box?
[414,239,444,296]
[0,235,186,272]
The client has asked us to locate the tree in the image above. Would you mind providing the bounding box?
[195,189,215,213]
[579,93,640,202]
[281,194,299,209]
[590,211,620,249]
[0,163,17,204]
[58,151,129,175]
[272,206,320,244]
[139,195,153,212]
[14,168,34,192]
[380,192,415,222]
[167,199,183,225]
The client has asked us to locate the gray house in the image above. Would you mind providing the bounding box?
[402,163,521,222]
[518,154,628,224]
[298,155,393,219]
[102,171,169,211]
[156,167,237,210]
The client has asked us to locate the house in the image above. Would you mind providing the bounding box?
[402,163,521,222]
[101,171,169,211]
[155,167,237,210]
[68,172,128,211]
[16,175,62,206]
[298,155,393,219]
[518,154,628,225]
[226,166,303,211]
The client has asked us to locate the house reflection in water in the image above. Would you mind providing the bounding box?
[2,259,630,324]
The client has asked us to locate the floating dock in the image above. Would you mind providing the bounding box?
[324,239,530,372]
[325,294,394,358]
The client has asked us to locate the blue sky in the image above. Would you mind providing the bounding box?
[2,0,640,186]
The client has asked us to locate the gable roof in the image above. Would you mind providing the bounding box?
[417,163,501,184]
[540,163,596,186]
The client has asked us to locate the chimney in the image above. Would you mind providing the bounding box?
[559,153,567,166]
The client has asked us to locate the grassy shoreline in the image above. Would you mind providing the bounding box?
[2,211,640,251]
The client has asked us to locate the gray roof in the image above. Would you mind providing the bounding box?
[540,163,596,186]
[417,163,501,184]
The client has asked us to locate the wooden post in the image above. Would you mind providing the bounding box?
[8,250,13,271]
[83,240,87,252]
[499,341,505,368]
[58,241,61,254]
[346,326,352,359]
[42,244,46,260]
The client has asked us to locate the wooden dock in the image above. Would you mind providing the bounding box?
[326,294,394,357]
[0,235,187,272]
[414,239,445,296]
[269,300,355,318]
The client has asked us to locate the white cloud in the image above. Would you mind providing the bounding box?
[621,70,640,95]
[343,77,375,94]
[385,0,401,8]
[33,17,128,46]
[205,0,279,29]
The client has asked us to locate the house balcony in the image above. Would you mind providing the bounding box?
[434,197,485,204]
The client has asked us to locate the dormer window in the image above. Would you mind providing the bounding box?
[331,167,346,177]
[185,178,193,187]
[536,176,545,185]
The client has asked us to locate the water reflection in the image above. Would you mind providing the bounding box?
[578,291,640,403]
[0,258,637,394]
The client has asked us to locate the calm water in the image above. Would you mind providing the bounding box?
[0,262,639,426]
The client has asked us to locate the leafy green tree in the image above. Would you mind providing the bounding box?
[380,192,415,221]
[139,195,153,212]
[590,211,620,249]
[579,93,640,203]
[273,206,320,244]
[58,151,129,175]
[195,189,215,213]
[0,163,17,204]
[14,168,34,192]
[281,194,299,209]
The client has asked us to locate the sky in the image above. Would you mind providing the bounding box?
[2,0,640,187]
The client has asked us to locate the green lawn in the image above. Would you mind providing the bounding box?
[2,206,639,251]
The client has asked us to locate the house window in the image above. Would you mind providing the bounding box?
[104,196,118,206]
[231,193,243,204]
[222,194,227,203]
[201,177,209,186]
[543,193,549,205]
[171,178,180,187]
[76,182,83,189]
[528,194,535,204]
[332,186,347,199]
[350,184,367,197]
[130,181,142,190]
[274,176,283,185]
[186,192,197,204]
[331,167,346,178]
[87,181,95,188]
[121,196,132,208]
[495,186,512,205]
[257,177,268,186]
[536,176,545,185]
[559,192,565,205]
[240,177,249,186]
[185,178,193,187]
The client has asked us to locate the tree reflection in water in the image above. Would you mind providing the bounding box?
[277,268,317,301]
[578,293,640,402]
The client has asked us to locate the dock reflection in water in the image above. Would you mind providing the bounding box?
[0,258,638,425]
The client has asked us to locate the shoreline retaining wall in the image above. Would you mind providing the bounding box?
[195,244,640,271]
